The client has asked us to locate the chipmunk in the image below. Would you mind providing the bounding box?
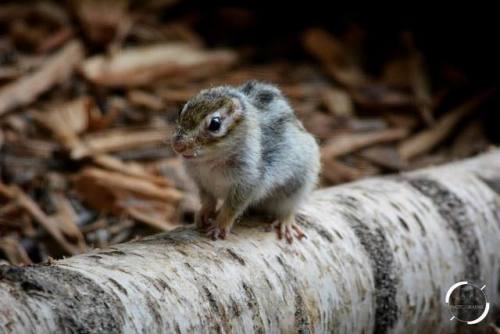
[171,81,320,243]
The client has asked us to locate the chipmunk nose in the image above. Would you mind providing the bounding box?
[172,135,187,153]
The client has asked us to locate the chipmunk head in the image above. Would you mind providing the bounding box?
[171,87,246,160]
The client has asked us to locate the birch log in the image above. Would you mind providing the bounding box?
[1,151,500,334]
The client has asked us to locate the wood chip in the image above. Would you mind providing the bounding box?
[351,84,414,109]
[73,167,182,230]
[80,43,238,87]
[384,113,419,130]
[450,121,489,158]
[0,182,81,255]
[359,146,407,171]
[402,32,434,124]
[302,28,367,88]
[321,127,409,159]
[73,167,182,204]
[148,157,200,214]
[127,90,165,111]
[303,111,337,140]
[71,127,171,159]
[125,206,178,231]
[321,159,363,184]
[72,0,129,45]
[0,66,22,81]
[157,87,198,103]
[321,87,354,117]
[92,154,174,187]
[37,27,74,53]
[0,237,32,265]
[409,53,434,125]
[0,40,84,117]
[32,96,92,150]
[382,57,412,87]
[50,192,87,251]
[0,200,21,217]
[398,90,494,160]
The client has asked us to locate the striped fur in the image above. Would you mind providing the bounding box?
[171,81,321,237]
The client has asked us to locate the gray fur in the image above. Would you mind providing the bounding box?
[173,81,320,235]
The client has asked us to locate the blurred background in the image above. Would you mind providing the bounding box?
[0,0,497,265]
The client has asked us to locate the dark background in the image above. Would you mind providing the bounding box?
[160,0,499,140]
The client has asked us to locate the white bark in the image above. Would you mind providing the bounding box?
[1,151,500,334]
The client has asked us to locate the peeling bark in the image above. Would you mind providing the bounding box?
[1,151,500,334]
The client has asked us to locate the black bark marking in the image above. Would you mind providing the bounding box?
[142,232,194,246]
[108,278,128,296]
[336,195,358,211]
[332,229,344,240]
[296,213,333,242]
[351,219,398,334]
[20,279,44,292]
[202,285,220,315]
[177,249,188,256]
[230,297,242,317]
[336,194,399,334]
[408,178,481,282]
[413,213,427,236]
[154,279,172,294]
[497,269,500,296]
[144,293,164,329]
[183,262,195,272]
[128,252,145,258]
[262,257,272,269]
[294,292,311,334]
[478,176,500,196]
[0,265,125,333]
[274,256,313,332]
[242,282,265,334]
[100,250,126,257]
[390,202,402,212]
[404,249,410,260]
[87,255,102,260]
[226,249,246,265]
[398,217,410,231]
[201,284,231,333]
[263,276,273,289]
[141,275,171,297]
[276,255,286,269]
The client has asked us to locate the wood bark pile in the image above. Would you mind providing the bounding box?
[1,150,500,333]
[1,1,496,265]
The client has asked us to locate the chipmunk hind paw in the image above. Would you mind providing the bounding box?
[270,215,307,244]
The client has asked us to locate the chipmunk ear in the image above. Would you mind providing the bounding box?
[240,80,258,95]
[230,97,244,117]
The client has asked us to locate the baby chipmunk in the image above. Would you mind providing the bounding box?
[171,81,320,243]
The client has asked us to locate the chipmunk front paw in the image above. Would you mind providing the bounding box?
[206,224,230,240]
[206,206,236,240]
[270,216,307,244]
[195,207,216,231]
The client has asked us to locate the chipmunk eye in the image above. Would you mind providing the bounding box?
[208,116,221,132]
